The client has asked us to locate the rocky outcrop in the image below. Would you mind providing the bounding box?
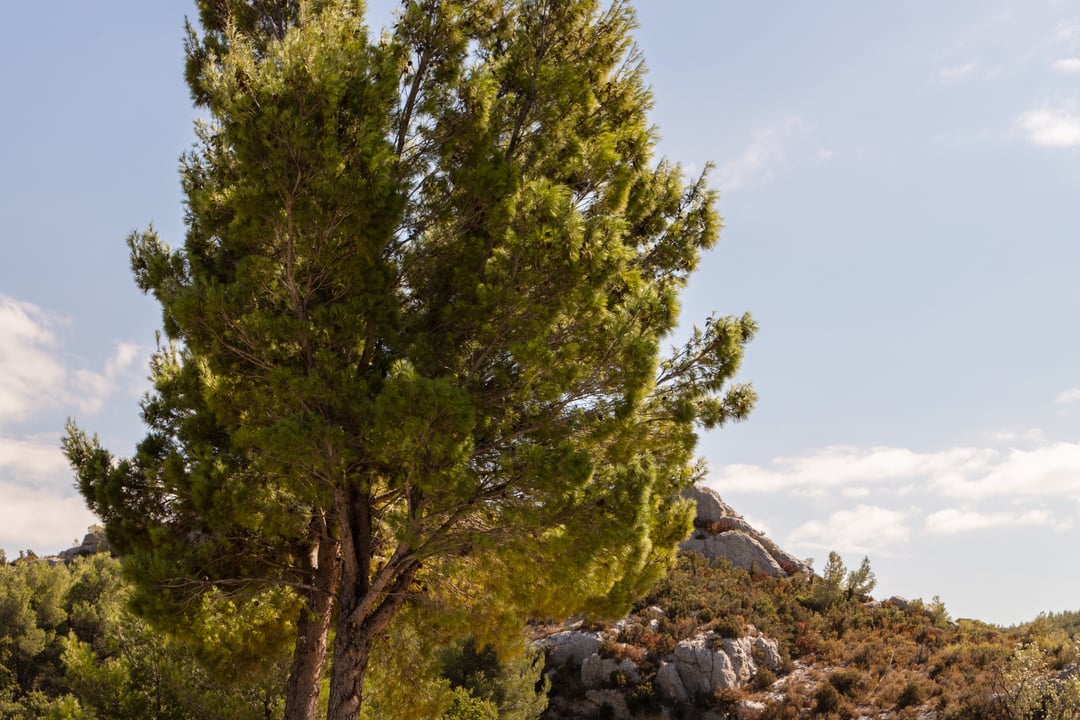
[539,621,780,711]
[44,528,111,565]
[538,486,806,717]
[679,486,811,577]
[659,633,781,703]
[681,532,786,577]
[544,630,602,667]
[581,654,641,688]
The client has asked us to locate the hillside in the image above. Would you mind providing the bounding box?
[533,488,1080,720]
[1,494,1077,719]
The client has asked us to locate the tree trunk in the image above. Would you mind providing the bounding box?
[325,486,420,720]
[325,623,374,720]
[283,530,340,720]
[283,594,335,720]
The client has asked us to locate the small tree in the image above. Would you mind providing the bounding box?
[64,1,755,718]
[844,556,876,601]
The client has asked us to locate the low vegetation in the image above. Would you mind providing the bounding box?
[2,544,1077,719]
[542,552,1080,719]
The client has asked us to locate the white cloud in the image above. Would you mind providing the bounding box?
[1054,387,1080,405]
[1019,106,1080,148]
[0,294,144,555]
[930,442,1080,499]
[714,440,1080,503]
[712,436,1080,552]
[0,435,69,482]
[992,428,1045,444]
[0,294,145,425]
[715,117,807,192]
[1051,57,1080,73]
[0,296,67,424]
[0,481,97,556]
[713,444,996,494]
[925,508,1053,535]
[69,342,142,414]
[938,63,975,81]
[788,505,909,555]
[1056,19,1080,42]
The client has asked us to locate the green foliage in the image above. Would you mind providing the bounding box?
[895,679,925,709]
[439,640,548,720]
[812,682,842,715]
[623,553,1025,719]
[802,552,877,611]
[0,553,284,719]
[357,612,547,720]
[66,0,757,713]
[845,556,876,601]
[997,641,1080,720]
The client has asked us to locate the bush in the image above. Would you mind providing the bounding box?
[828,669,864,698]
[813,683,842,715]
[895,680,925,709]
[713,686,746,713]
[714,617,742,639]
[751,667,778,691]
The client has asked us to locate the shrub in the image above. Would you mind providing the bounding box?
[751,667,778,691]
[715,617,742,639]
[828,669,865,699]
[813,683,842,715]
[713,686,746,712]
[895,680,925,709]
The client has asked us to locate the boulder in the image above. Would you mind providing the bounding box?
[581,654,641,688]
[681,532,786,577]
[672,634,738,695]
[544,630,602,667]
[681,486,737,525]
[581,654,619,688]
[582,690,632,720]
[679,485,812,577]
[57,529,110,564]
[667,632,781,700]
[655,662,689,703]
[886,596,911,611]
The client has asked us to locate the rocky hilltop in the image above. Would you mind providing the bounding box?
[536,485,807,720]
[678,486,811,578]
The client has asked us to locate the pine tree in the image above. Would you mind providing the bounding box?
[64,1,755,718]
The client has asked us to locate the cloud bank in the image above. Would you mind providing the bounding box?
[0,294,145,555]
[709,405,1080,555]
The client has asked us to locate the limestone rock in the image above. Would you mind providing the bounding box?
[681,532,786,577]
[672,633,738,695]
[582,690,632,720]
[669,632,781,699]
[679,485,811,577]
[581,654,619,688]
[581,653,641,689]
[655,661,689,703]
[681,485,737,525]
[887,596,911,611]
[543,630,602,667]
[56,528,110,564]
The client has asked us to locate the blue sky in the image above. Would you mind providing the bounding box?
[2,1,1079,626]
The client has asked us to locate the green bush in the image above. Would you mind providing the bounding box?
[895,681,924,709]
[751,666,778,690]
[813,683,842,715]
[828,669,864,698]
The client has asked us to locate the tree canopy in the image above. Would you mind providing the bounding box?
[64,1,755,718]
